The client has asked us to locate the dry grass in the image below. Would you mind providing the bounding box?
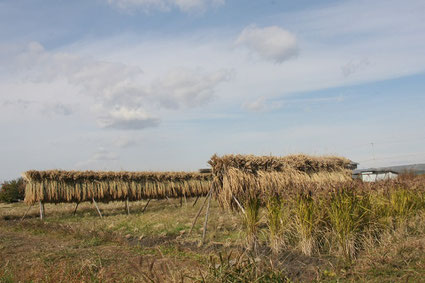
[23,170,212,204]
[1,192,425,282]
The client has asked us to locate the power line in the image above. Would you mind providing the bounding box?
[341,136,425,151]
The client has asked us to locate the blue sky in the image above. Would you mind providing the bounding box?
[1,0,425,180]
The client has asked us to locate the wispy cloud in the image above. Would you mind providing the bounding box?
[75,148,119,168]
[106,0,225,13]
[97,107,160,130]
[42,103,74,116]
[2,99,36,109]
[151,68,232,109]
[341,58,370,78]
[7,42,231,130]
[2,98,75,117]
[236,25,298,63]
[242,97,284,113]
[113,136,142,148]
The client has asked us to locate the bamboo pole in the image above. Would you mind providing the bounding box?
[189,188,213,235]
[142,199,151,213]
[192,196,200,207]
[73,202,79,216]
[232,195,246,215]
[92,198,102,218]
[39,201,45,220]
[20,204,33,222]
[201,191,212,244]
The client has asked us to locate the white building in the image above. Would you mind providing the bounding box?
[353,170,398,182]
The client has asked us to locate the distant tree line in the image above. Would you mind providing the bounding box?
[0,178,25,203]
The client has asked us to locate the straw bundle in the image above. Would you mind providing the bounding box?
[209,154,352,175]
[208,154,353,209]
[22,170,212,204]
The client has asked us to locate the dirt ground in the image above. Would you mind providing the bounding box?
[0,199,245,282]
[1,199,425,282]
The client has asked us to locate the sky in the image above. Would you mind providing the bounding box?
[1,0,425,180]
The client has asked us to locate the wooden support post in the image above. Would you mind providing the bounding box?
[125,197,130,215]
[39,201,45,220]
[192,196,200,207]
[232,195,246,215]
[92,198,103,218]
[201,191,212,244]
[189,188,212,234]
[73,202,79,216]
[20,204,33,222]
[166,196,179,208]
[142,199,151,213]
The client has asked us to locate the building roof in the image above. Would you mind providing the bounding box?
[353,163,425,175]
[353,169,398,175]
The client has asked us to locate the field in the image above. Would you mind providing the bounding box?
[1,190,425,282]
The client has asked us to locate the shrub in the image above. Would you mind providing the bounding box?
[0,178,25,203]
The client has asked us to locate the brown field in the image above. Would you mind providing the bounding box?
[1,194,425,282]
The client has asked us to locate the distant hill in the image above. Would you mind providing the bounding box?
[354,163,425,175]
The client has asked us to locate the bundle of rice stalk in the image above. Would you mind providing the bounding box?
[209,154,352,175]
[22,170,212,204]
[218,167,352,210]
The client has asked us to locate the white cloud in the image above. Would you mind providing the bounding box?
[242,97,266,112]
[42,103,74,116]
[97,107,161,130]
[242,97,284,113]
[106,0,224,13]
[150,68,232,109]
[2,98,74,116]
[2,99,36,109]
[113,136,142,148]
[236,25,298,63]
[75,148,119,168]
[341,58,370,78]
[8,42,230,130]
[91,148,119,161]
[14,42,142,96]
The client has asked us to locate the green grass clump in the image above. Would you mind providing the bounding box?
[326,188,372,261]
[206,252,289,283]
[243,196,261,251]
[266,196,290,254]
[294,193,321,256]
